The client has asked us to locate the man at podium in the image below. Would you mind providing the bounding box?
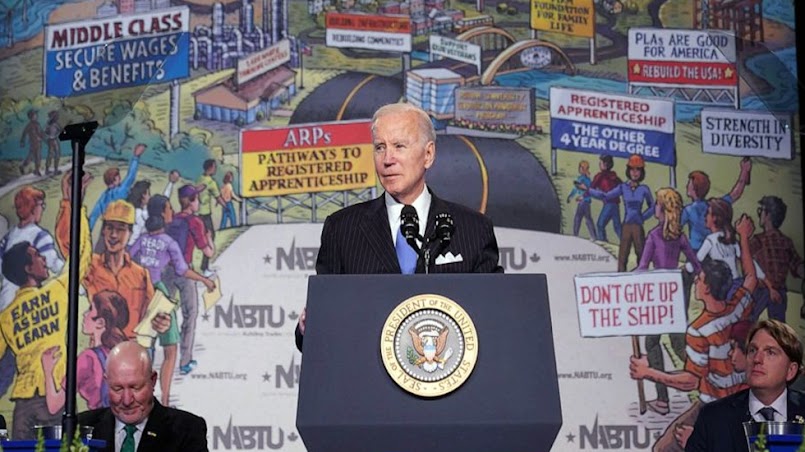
[296,102,503,350]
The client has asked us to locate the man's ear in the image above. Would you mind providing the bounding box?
[786,362,801,384]
[424,141,436,169]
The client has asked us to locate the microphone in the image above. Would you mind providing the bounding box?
[434,212,454,245]
[400,205,421,244]
[430,212,454,263]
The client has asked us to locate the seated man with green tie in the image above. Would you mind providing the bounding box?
[685,319,805,452]
[78,341,208,451]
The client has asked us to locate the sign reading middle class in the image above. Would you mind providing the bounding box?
[550,87,676,166]
[44,6,190,97]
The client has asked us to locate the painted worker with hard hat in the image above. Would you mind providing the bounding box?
[58,198,163,340]
[581,154,654,272]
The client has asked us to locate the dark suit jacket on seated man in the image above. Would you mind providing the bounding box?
[295,102,503,351]
[686,319,805,452]
[78,341,208,452]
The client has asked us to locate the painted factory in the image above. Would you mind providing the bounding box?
[191,1,299,125]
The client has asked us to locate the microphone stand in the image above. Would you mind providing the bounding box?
[405,234,429,274]
[422,238,431,275]
[59,121,98,442]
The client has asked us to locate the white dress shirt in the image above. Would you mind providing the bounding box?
[749,388,788,422]
[684,231,765,279]
[385,185,431,248]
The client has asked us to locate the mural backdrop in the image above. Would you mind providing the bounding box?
[0,0,802,450]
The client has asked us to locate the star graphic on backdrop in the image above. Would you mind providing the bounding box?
[263,372,272,382]
[263,254,272,264]
[566,432,576,443]
[725,67,734,79]
[632,63,641,74]
[201,312,210,322]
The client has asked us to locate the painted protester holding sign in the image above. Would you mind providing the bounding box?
[637,187,701,416]
[629,214,757,452]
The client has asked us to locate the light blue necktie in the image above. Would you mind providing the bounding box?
[395,227,418,274]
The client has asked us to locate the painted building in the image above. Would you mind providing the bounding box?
[191,0,290,71]
[96,1,118,17]
[193,66,297,124]
[406,68,464,120]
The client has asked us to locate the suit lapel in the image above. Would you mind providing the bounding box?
[423,192,442,241]
[138,400,168,452]
[729,390,753,451]
[359,196,400,273]
[733,390,753,423]
[787,389,805,420]
[97,410,117,451]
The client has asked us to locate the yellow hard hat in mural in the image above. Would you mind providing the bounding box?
[102,200,135,224]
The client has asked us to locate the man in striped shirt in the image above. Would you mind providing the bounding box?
[629,214,757,451]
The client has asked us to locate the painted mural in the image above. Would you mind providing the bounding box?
[0,0,802,450]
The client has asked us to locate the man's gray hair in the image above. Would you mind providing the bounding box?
[371,103,436,144]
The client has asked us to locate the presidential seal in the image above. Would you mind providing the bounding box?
[380,294,478,397]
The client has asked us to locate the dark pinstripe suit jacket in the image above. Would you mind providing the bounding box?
[296,192,503,349]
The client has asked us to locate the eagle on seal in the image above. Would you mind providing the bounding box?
[409,326,449,373]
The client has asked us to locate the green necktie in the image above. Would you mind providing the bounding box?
[121,425,137,452]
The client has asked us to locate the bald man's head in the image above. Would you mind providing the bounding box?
[106,341,157,425]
